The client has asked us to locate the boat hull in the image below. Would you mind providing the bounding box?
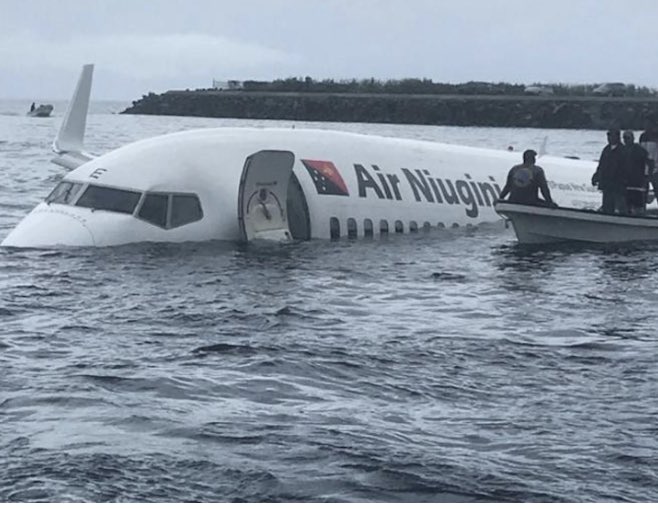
[495,202,658,244]
[27,104,54,118]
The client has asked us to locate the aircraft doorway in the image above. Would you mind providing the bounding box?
[238,150,310,242]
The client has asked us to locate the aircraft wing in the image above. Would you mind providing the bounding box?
[52,64,95,170]
[51,151,93,170]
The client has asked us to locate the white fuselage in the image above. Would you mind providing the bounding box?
[1,127,601,247]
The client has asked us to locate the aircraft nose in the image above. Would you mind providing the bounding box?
[1,208,95,247]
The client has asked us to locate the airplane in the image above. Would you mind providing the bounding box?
[1,64,603,248]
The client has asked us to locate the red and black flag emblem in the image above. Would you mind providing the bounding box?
[301,159,349,196]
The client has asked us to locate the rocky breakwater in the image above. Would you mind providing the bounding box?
[122,90,658,130]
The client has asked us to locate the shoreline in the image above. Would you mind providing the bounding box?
[121,90,658,130]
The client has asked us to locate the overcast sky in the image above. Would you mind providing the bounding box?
[1,0,657,100]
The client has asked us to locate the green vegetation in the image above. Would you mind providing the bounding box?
[211,77,656,98]
[124,78,658,129]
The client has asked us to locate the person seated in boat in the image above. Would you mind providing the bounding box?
[591,129,627,214]
[497,149,557,207]
[622,130,650,215]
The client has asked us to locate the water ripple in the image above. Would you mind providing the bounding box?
[2,108,658,501]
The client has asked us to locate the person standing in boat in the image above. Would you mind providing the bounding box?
[591,129,627,214]
[622,130,650,215]
[30,102,35,112]
[639,120,658,203]
[497,149,557,207]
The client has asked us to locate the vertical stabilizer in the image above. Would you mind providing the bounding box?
[53,64,94,155]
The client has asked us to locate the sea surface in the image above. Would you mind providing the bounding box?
[1,99,657,502]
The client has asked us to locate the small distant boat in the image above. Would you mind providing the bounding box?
[27,103,54,118]
[494,201,658,244]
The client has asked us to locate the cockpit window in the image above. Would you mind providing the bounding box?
[76,184,141,214]
[171,194,203,228]
[46,181,83,205]
[135,192,203,229]
[138,193,168,228]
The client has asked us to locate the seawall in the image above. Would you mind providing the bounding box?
[121,90,658,130]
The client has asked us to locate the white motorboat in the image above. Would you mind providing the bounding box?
[27,104,54,117]
[495,201,658,244]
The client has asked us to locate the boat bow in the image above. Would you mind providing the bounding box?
[495,201,658,244]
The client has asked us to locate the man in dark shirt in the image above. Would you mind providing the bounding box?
[622,130,649,215]
[639,121,658,203]
[591,129,627,214]
[498,149,557,207]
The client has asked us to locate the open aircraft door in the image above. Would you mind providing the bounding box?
[238,150,296,242]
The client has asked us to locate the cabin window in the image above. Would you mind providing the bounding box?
[380,220,389,235]
[363,219,373,238]
[46,181,83,205]
[395,220,404,233]
[451,223,459,229]
[138,193,169,228]
[437,222,445,229]
[76,184,141,215]
[347,218,357,239]
[423,221,431,232]
[330,217,340,239]
[171,194,203,228]
[409,221,418,233]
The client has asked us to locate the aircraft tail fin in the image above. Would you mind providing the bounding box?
[52,64,95,169]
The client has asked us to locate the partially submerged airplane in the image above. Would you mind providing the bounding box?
[2,65,603,248]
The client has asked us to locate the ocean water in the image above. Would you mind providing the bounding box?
[1,100,657,502]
